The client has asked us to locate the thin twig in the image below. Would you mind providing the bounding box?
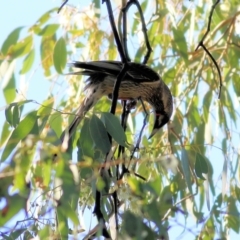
[195,0,222,98]
[129,98,149,162]
[122,0,152,64]
[102,0,127,62]
[58,0,68,13]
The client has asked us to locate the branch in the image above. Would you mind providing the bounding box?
[58,0,68,13]
[102,0,127,63]
[195,0,222,98]
[122,0,152,64]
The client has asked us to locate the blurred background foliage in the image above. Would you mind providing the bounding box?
[1,0,240,239]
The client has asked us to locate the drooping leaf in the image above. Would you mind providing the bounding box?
[101,112,126,146]
[40,34,56,76]
[1,27,24,55]
[53,37,67,74]
[7,35,33,59]
[195,153,208,180]
[49,112,62,139]
[20,49,35,74]
[1,111,38,162]
[38,24,60,37]
[2,60,16,104]
[5,100,33,126]
[226,196,240,233]
[0,195,25,226]
[0,121,11,148]
[12,105,20,128]
[35,8,58,26]
[37,97,55,133]
[202,90,212,122]
[78,118,95,159]
[172,28,188,62]
[89,114,111,155]
[181,148,192,194]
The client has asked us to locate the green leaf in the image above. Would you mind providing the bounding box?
[49,112,62,139]
[227,196,240,233]
[93,0,101,17]
[194,122,205,154]
[122,211,158,239]
[195,153,208,180]
[89,114,111,155]
[37,98,54,117]
[232,71,240,96]
[78,118,95,159]
[8,35,33,59]
[38,24,60,37]
[1,27,24,55]
[37,97,54,133]
[12,105,20,128]
[0,195,25,226]
[40,34,56,76]
[53,37,67,74]
[35,8,58,25]
[5,104,20,128]
[5,100,33,126]
[181,148,192,194]
[203,90,212,122]
[101,112,126,146]
[2,61,16,104]
[8,229,26,240]
[0,121,11,147]
[20,49,35,74]
[172,28,188,61]
[1,111,38,162]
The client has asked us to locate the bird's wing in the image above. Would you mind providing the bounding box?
[68,61,160,83]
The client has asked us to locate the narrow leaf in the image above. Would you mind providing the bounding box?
[78,118,95,159]
[181,148,192,194]
[1,111,38,162]
[101,112,126,146]
[40,35,56,76]
[8,35,33,59]
[38,24,59,37]
[20,49,35,74]
[1,27,24,55]
[12,105,20,128]
[172,28,188,61]
[89,114,111,155]
[53,37,67,74]
[2,60,16,104]
[0,121,11,147]
[195,153,208,180]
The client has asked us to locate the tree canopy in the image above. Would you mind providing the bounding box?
[1,0,240,239]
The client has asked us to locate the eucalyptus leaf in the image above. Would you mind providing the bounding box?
[181,148,192,194]
[53,37,67,74]
[89,114,111,155]
[1,111,38,162]
[101,112,126,146]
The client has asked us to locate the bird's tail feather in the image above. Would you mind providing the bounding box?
[60,103,85,143]
[60,86,100,144]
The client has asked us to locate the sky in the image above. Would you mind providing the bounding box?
[0,0,239,239]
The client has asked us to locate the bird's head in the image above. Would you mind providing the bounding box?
[148,112,171,139]
[148,83,173,139]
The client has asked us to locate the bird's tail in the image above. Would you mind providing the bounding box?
[60,84,100,143]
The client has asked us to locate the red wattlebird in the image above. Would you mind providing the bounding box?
[61,61,173,141]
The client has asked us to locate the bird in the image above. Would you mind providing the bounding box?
[61,61,173,142]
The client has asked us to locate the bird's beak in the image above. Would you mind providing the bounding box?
[148,114,161,139]
[148,127,159,139]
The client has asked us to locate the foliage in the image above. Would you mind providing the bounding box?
[1,0,240,239]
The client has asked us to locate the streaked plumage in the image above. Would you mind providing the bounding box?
[61,61,173,141]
